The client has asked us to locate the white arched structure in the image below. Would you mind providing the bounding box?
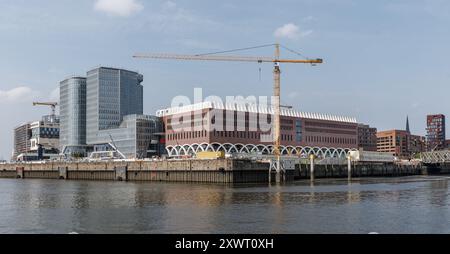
[166,143,356,159]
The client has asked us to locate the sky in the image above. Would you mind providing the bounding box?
[1,0,450,159]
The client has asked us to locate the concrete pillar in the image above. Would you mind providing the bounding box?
[310,154,315,182]
[115,166,128,181]
[347,156,352,181]
[58,167,68,180]
[16,167,24,179]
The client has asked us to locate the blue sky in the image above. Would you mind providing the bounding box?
[1,0,450,159]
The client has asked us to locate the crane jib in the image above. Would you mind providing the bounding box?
[133,54,323,64]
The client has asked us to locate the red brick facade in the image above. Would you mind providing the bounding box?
[163,108,358,149]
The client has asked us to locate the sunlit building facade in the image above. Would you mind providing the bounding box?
[86,67,144,145]
[59,76,88,156]
[157,102,359,158]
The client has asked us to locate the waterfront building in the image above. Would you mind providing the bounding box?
[410,134,426,156]
[426,114,446,151]
[59,76,88,156]
[86,67,143,145]
[157,102,359,158]
[357,124,377,151]
[376,130,425,159]
[29,115,60,153]
[90,114,164,159]
[82,67,163,159]
[12,115,60,161]
[12,123,31,160]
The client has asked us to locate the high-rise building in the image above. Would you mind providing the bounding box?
[426,114,446,151]
[13,123,31,160]
[86,67,143,145]
[357,124,377,151]
[59,77,87,156]
[81,67,163,159]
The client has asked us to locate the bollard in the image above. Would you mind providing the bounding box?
[310,154,315,182]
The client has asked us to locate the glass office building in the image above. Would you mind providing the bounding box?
[91,115,164,159]
[83,67,160,158]
[59,77,88,155]
[86,67,144,145]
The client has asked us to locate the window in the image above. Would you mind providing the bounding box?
[296,120,303,142]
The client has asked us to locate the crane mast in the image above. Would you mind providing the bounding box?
[273,44,281,157]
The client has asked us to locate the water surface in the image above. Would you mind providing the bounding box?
[0,176,449,234]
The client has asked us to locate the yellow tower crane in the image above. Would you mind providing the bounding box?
[32,102,59,116]
[133,43,323,182]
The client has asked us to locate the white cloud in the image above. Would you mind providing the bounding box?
[162,0,177,10]
[0,87,39,103]
[94,0,143,17]
[274,23,313,40]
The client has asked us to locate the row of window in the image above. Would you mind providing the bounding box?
[166,131,296,142]
[167,131,208,141]
[305,128,356,136]
[305,135,356,145]
[304,121,356,130]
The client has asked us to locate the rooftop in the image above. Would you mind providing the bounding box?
[156,102,357,123]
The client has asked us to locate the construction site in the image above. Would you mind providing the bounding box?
[5,43,448,184]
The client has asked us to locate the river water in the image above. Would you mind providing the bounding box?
[0,176,449,234]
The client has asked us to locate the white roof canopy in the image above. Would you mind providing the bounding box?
[156,102,357,124]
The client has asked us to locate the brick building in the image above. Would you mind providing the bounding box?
[426,114,446,151]
[157,102,359,157]
[377,130,425,159]
[357,124,377,151]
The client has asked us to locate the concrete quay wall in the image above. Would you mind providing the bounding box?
[0,159,271,183]
[0,159,428,183]
[296,162,423,179]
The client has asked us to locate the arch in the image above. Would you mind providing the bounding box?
[165,142,358,159]
[166,146,178,157]
[247,144,260,154]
